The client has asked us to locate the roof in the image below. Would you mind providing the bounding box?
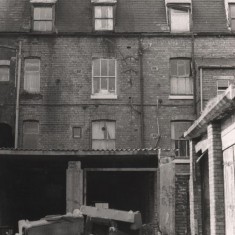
[0,0,229,33]
[184,85,235,138]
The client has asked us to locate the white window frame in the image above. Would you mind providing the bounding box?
[24,58,41,93]
[169,8,190,33]
[94,5,114,31]
[217,79,230,96]
[92,120,116,150]
[169,58,193,98]
[73,126,82,138]
[91,58,117,99]
[32,5,54,32]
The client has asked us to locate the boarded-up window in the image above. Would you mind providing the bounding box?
[92,59,116,95]
[171,121,192,157]
[0,66,9,81]
[230,4,235,31]
[170,59,193,95]
[169,5,190,33]
[24,58,40,93]
[73,127,81,138]
[92,120,115,150]
[217,79,230,95]
[94,6,114,31]
[23,121,39,149]
[33,6,53,31]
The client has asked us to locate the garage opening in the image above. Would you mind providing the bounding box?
[0,123,14,148]
[0,160,67,233]
[86,171,155,224]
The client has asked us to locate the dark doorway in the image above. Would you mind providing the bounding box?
[0,160,67,233]
[200,153,210,235]
[0,123,14,148]
[86,171,154,223]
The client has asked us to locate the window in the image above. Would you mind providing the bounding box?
[24,58,40,93]
[229,4,235,31]
[92,120,115,150]
[217,79,230,95]
[94,6,114,31]
[33,6,53,31]
[170,58,193,95]
[73,127,81,138]
[23,121,39,149]
[171,121,192,157]
[0,66,9,82]
[167,3,191,33]
[92,58,116,98]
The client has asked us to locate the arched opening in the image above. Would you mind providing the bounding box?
[0,123,14,148]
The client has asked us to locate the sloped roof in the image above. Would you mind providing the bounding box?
[0,0,229,33]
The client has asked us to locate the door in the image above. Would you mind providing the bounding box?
[223,146,235,234]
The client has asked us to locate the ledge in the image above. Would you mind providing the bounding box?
[169,95,193,100]
[91,94,117,100]
[30,0,57,3]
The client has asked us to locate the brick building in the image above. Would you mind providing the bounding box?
[0,0,235,234]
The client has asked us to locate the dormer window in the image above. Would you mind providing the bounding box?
[30,0,57,32]
[229,4,235,31]
[91,0,117,31]
[165,0,191,33]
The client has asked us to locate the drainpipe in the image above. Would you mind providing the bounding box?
[138,37,145,148]
[200,67,203,112]
[14,41,22,149]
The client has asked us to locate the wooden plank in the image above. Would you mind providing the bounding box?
[85,168,157,172]
[80,206,142,228]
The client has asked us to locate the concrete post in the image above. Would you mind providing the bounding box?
[207,123,225,235]
[66,161,83,213]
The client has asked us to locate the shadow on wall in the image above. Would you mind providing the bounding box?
[0,123,14,148]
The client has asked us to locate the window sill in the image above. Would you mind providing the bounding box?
[169,95,193,100]
[20,91,42,99]
[91,94,117,100]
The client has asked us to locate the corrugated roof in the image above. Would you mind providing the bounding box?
[0,0,229,33]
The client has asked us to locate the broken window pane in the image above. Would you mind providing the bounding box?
[92,121,115,150]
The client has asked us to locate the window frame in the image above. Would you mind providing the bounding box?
[0,65,10,82]
[91,58,117,99]
[73,126,82,139]
[91,120,116,150]
[24,57,41,93]
[171,120,192,157]
[23,120,39,149]
[169,58,193,98]
[167,4,191,33]
[32,4,55,32]
[217,79,230,96]
[229,3,235,31]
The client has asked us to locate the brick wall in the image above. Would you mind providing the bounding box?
[207,122,225,235]
[175,174,190,235]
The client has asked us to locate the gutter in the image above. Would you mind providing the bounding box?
[14,41,22,148]
[138,37,145,148]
